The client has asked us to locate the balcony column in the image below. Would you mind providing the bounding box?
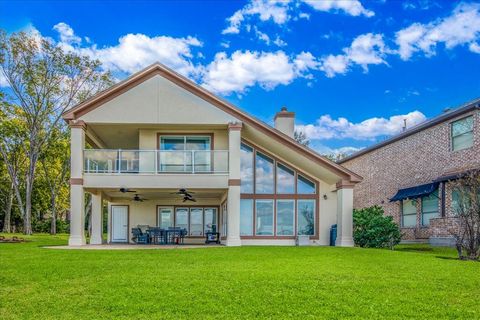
[90,192,103,245]
[335,180,355,247]
[68,120,86,246]
[226,122,242,247]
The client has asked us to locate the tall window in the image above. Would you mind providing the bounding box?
[158,207,174,229]
[402,200,417,227]
[276,164,295,194]
[240,199,254,236]
[256,200,274,236]
[297,200,315,235]
[240,144,254,193]
[451,116,474,151]
[204,208,217,234]
[422,190,439,226]
[276,200,295,236]
[255,152,274,194]
[189,208,203,236]
[175,208,189,232]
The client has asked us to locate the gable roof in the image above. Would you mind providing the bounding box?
[338,98,480,164]
[62,62,362,183]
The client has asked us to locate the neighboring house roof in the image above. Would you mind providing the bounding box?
[62,62,362,183]
[338,98,480,164]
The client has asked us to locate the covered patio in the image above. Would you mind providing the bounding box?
[84,188,228,246]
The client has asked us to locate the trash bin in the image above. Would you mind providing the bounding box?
[330,224,337,246]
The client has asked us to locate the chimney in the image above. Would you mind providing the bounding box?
[274,106,295,138]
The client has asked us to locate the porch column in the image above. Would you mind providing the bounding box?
[226,122,242,246]
[335,180,355,247]
[90,192,103,245]
[69,120,86,246]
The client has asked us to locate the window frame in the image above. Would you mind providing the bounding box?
[451,115,474,151]
[421,189,439,226]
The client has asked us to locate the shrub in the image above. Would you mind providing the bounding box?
[353,206,401,249]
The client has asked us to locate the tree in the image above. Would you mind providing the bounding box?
[450,170,480,261]
[294,130,309,146]
[353,206,402,249]
[323,152,349,162]
[0,30,112,234]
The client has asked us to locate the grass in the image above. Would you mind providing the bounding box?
[0,234,479,319]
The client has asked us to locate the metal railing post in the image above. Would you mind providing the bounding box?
[118,150,121,174]
[192,150,195,174]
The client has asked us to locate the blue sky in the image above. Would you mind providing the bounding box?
[1,0,480,155]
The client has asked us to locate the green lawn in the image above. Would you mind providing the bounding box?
[0,234,479,319]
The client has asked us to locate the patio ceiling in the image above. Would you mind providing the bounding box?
[95,188,227,201]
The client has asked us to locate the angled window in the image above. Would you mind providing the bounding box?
[276,163,295,194]
[255,152,274,194]
[297,175,316,194]
[402,200,417,227]
[240,144,254,193]
[451,116,474,151]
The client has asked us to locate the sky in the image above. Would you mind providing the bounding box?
[1,0,480,155]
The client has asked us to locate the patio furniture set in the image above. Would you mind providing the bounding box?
[132,226,187,245]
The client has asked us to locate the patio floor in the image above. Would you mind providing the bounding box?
[44,244,223,250]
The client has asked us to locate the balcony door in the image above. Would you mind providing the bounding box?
[159,135,211,172]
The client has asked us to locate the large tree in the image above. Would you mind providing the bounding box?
[0,30,112,234]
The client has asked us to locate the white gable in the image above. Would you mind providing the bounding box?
[80,75,238,124]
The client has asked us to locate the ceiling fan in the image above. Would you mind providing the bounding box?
[119,188,136,193]
[171,188,196,202]
[133,194,147,202]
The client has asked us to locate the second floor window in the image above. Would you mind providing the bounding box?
[451,116,474,151]
[159,135,211,172]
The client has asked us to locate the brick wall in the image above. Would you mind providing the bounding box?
[342,109,480,240]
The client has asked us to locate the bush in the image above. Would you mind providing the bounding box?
[353,206,401,249]
[32,218,70,234]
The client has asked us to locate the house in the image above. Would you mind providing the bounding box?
[339,99,480,246]
[62,63,362,247]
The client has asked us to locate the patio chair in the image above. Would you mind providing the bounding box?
[131,228,149,244]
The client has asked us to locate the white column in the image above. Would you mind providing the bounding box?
[226,122,242,247]
[90,193,103,245]
[69,121,86,246]
[335,180,354,247]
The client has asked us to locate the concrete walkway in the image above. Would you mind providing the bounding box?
[44,244,223,250]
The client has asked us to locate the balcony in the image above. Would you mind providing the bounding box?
[84,149,229,174]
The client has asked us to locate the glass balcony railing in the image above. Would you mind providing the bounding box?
[83,149,229,174]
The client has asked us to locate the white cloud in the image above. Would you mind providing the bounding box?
[321,33,388,77]
[302,0,374,17]
[296,110,427,141]
[0,73,8,87]
[53,22,81,45]
[52,23,203,78]
[201,50,318,94]
[395,2,480,60]
[222,0,291,35]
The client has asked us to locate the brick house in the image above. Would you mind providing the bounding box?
[339,98,480,245]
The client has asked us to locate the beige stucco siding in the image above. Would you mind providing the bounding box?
[80,75,238,125]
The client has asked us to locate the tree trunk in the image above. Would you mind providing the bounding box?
[50,194,57,235]
[2,185,14,233]
[24,176,33,235]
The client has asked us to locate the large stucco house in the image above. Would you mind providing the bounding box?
[62,63,362,247]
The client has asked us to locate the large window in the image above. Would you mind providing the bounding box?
[240,144,254,193]
[451,116,474,151]
[255,152,274,194]
[276,164,295,194]
[402,200,417,227]
[204,208,217,234]
[422,190,439,226]
[240,199,254,236]
[276,200,295,236]
[256,200,274,236]
[158,207,174,229]
[159,135,211,172]
[297,200,315,235]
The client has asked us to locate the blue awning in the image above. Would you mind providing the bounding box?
[389,182,439,202]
